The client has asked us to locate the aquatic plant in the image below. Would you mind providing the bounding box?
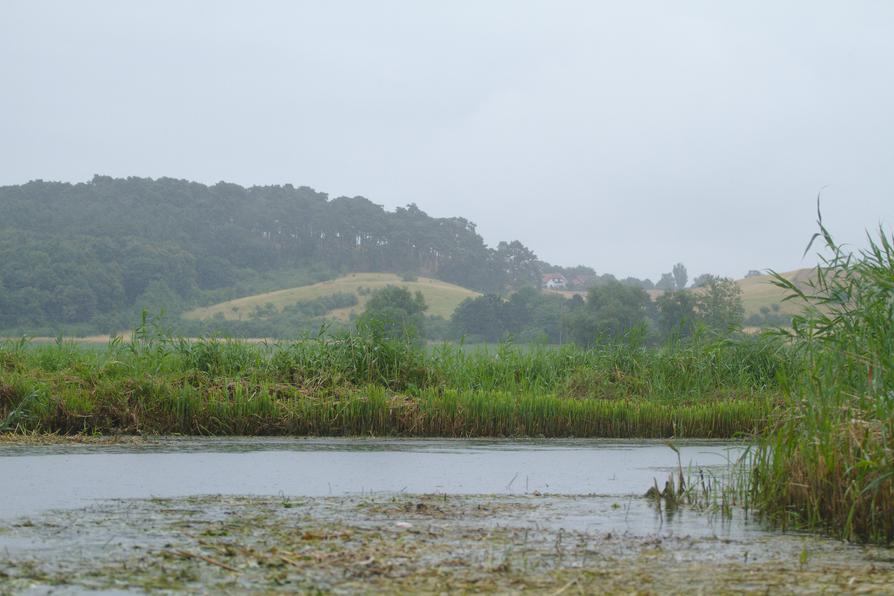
[747,212,894,543]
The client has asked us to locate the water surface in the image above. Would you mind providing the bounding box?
[0,437,743,521]
[4,437,892,595]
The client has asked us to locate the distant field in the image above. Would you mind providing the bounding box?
[544,269,815,316]
[736,268,815,315]
[183,273,481,321]
[688,268,815,315]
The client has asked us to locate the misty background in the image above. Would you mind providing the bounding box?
[2,0,892,279]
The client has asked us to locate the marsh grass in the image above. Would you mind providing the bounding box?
[642,440,752,522]
[0,330,782,438]
[747,213,894,543]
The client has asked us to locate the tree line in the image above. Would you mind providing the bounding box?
[361,274,745,346]
[0,176,745,338]
[0,176,549,332]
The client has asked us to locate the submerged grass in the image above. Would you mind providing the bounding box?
[8,494,894,595]
[746,215,894,544]
[0,331,783,438]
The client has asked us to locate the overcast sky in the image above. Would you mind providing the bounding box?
[2,1,892,280]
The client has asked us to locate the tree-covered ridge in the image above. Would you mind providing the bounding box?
[0,176,544,332]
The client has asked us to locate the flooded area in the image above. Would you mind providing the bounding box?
[1,438,892,594]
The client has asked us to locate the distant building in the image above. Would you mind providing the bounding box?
[542,273,567,289]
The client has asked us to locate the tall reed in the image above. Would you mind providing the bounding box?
[747,214,893,543]
[0,331,783,438]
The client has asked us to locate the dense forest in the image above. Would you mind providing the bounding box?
[0,176,717,338]
[0,176,581,334]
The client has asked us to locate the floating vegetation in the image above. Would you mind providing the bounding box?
[2,494,893,594]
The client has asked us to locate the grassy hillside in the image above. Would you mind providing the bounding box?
[737,268,815,315]
[183,273,480,322]
[0,177,542,335]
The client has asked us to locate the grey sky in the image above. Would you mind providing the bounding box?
[2,1,892,281]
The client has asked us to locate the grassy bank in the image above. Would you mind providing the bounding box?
[746,222,894,544]
[0,333,785,438]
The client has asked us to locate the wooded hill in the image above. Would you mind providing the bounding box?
[0,176,548,333]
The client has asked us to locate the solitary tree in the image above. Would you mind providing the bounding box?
[450,294,506,342]
[672,263,688,291]
[656,290,698,340]
[656,272,676,291]
[691,273,713,288]
[695,275,744,333]
[496,240,542,291]
[357,285,428,342]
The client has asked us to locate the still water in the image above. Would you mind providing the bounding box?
[0,438,742,521]
[4,437,892,594]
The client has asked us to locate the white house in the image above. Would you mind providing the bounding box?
[542,273,567,289]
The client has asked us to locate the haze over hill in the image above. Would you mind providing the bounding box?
[0,176,541,333]
[3,6,894,589]
[2,1,892,280]
[1,175,789,338]
[3,176,641,336]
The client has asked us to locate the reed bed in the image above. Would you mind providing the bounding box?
[746,219,894,544]
[0,333,782,438]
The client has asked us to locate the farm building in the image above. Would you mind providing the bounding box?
[542,273,567,289]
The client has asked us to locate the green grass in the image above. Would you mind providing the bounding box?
[0,332,783,439]
[182,273,480,322]
[4,227,891,545]
[745,220,894,544]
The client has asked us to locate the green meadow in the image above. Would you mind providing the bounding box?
[0,332,781,439]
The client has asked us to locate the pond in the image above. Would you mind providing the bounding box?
[0,437,742,522]
[1,438,891,593]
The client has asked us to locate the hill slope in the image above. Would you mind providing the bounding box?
[183,273,481,322]
[737,268,816,315]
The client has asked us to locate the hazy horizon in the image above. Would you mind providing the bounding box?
[3,1,892,280]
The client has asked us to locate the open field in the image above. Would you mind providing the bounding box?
[182,273,480,322]
[736,268,815,315]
